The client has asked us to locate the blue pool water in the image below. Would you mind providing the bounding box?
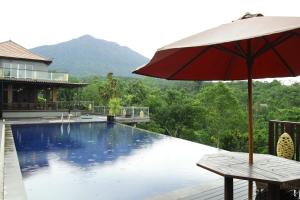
[12,122,219,200]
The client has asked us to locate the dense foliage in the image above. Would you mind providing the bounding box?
[62,75,300,153]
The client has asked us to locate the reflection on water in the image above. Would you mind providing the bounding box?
[12,123,219,200]
[13,123,159,175]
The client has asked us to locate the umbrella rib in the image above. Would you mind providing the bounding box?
[253,32,294,59]
[235,41,246,57]
[262,37,296,76]
[213,44,245,58]
[167,47,210,79]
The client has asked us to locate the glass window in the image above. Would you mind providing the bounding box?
[11,64,18,78]
[19,64,26,78]
[3,63,10,77]
[26,65,33,79]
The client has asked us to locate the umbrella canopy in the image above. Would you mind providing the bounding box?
[134,14,300,81]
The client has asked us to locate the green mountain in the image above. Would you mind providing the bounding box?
[31,35,149,76]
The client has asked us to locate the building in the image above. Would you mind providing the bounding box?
[0,40,87,118]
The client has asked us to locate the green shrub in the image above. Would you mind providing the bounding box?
[108,98,121,116]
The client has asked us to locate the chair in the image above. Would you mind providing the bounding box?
[256,132,300,194]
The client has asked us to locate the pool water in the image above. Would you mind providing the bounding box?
[12,122,219,200]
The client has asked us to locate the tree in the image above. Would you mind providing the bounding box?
[100,73,119,105]
[152,89,202,138]
[194,83,247,150]
[124,80,148,106]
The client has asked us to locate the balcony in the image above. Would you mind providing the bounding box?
[0,67,68,82]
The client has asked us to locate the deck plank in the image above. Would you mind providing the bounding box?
[146,179,256,200]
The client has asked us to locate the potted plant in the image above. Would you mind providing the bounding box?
[107,98,121,123]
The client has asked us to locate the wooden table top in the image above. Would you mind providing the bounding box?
[197,152,300,184]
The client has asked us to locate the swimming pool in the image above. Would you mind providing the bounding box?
[12,122,219,200]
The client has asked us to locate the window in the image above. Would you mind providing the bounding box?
[26,65,33,79]
[3,62,35,79]
[19,64,25,78]
[11,63,18,78]
[3,63,11,77]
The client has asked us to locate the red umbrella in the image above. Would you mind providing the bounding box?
[134,13,300,198]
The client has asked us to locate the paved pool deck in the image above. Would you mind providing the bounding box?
[3,125,27,200]
[0,123,4,200]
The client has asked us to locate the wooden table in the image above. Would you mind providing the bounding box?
[197,152,300,200]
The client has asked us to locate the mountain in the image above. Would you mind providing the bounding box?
[31,35,149,77]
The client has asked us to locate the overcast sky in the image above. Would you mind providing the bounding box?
[1,0,299,58]
[1,0,300,84]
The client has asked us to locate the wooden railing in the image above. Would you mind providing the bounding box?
[269,120,300,161]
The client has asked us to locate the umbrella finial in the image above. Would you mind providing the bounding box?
[240,12,264,20]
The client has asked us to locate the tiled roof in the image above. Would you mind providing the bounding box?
[0,41,52,64]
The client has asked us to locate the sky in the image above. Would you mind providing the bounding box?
[1,0,300,83]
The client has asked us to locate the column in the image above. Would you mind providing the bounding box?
[52,88,59,111]
[52,88,58,102]
[45,89,51,102]
[31,88,38,103]
[29,88,38,110]
[7,84,13,104]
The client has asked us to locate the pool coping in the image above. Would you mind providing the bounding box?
[0,122,4,200]
[3,125,27,200]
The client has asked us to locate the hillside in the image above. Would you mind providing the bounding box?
[31,35,149,76]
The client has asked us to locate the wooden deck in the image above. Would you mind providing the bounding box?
[147,179,256,200]
[197,152,300,200]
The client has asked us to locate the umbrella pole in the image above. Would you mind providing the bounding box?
[247,59,254,199]
[247,67,254,164]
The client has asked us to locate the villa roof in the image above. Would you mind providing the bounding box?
[0,41,52,64]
